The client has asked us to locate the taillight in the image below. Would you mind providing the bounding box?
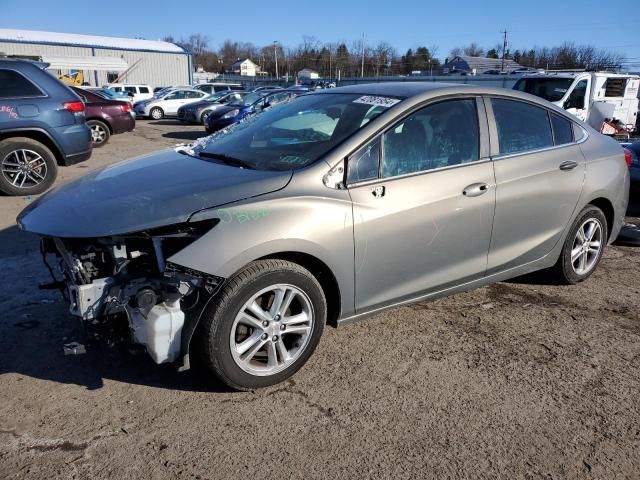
[63,100,85,113]
[624,148,632,168]
[119,103,131,113]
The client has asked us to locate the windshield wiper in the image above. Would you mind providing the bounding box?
[198,151,255,169]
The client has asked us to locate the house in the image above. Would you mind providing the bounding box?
[298,68,319,81]
[230,58,260,77]
[442,55,522,75]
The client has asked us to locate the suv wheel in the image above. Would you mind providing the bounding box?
[551,205,607,284]
[88,120,110,147]
[0,137,58,195]
[197,259,326,390]
[150,107,164,120]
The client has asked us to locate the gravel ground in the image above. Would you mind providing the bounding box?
[1,120,639,480]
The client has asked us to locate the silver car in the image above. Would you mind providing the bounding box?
[17,83,629,390]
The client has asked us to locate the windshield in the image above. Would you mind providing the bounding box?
[513,78,575,102]
[193,93,401,171]
[229,92,264,107]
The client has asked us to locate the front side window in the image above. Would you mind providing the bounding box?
[124,86,136,94]
[166,91,185,100]
[0,69,42,98]
[566,80,587,109]
[195,93,399,171]
[139,86,150,94]
[382,99,480,178]
[347,137,380,183]
[491,98,553,155]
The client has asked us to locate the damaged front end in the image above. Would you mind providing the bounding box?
[39,220,223,368]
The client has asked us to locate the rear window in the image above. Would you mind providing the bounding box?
[492,98,553,155]
[550,113,573,145]
[0,69,43,98]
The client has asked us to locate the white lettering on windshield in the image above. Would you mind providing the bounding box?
[353,96,401,108]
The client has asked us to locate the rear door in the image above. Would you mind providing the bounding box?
[349,97,496,312]
[485,97,585,273]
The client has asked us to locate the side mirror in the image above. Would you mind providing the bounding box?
[563,99,572,109]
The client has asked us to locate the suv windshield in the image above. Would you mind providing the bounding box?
[513,78,574,102]
[194,93,401,171]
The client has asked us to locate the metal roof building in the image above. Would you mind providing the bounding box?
[0,29,192,87]
[443,55,522,74]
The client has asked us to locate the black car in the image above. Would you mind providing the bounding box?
[0,58,92,195]
[623,141,640,192]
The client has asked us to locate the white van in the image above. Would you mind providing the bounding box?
[107,84,154,103]
[513,72,639,134]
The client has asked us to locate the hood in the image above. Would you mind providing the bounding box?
[17,149,292,238]
[208,105,241,119]
[185,100,220,110]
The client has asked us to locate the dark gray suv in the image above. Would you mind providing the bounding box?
[0,58,92,195]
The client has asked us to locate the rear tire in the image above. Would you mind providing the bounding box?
[150,107,164,120]
[196,259,326,390]
[87,119,110,147]
[550,205,607,284]
[0,137,57,196]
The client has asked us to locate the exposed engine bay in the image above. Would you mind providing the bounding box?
[40,220,223,366]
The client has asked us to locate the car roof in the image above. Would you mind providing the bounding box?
[313,82,468,98]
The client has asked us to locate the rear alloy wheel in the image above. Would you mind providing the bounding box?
[150,107,164,120]
[88,120,110,147]
[0,137,57,195]
[197,259,326,390]
[551,205,607,284]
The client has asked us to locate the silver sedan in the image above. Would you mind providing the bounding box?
[17,83,629,390]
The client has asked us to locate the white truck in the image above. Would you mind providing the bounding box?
[513,72,639,135]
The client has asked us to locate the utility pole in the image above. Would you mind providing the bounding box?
[274,40,279,80]
[501,30,508,73]
[361,32,365,78]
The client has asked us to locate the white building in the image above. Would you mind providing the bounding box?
[230,58,261,77]
[0,29,192,88]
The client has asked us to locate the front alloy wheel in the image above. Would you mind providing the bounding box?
[570,218,603,275]
[197,259,326,390]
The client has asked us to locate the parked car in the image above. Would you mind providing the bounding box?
[204,90,301,133]
[0,58,91,195]
[83,87,132,104]
[134,88,208,120]
[177,91,249,124]
[17,83,629,390]
[195,83,244,94]
[252,86,284,92]
[621,141,640,193]
[107,84,154,103]
[70,87,135,147]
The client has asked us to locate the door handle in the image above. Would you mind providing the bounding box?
[370,185,385,198]
[559,161,578,171]
[462,183,490,197]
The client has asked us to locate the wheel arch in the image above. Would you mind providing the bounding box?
[0,129,64,165]
[257,251,342,327]
[86,117,112,134]
[586,196,615,240]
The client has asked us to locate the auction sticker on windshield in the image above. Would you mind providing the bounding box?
[353,96,401,108]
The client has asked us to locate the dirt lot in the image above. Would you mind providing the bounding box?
[1,120,639,480]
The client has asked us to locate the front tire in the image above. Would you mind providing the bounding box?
[150,107,164,120]
[88,119,110,147]
[197,260,326,390]
[0,137,58,195]
[551,205,607,284]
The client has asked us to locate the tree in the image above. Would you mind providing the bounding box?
[486,48,499,59]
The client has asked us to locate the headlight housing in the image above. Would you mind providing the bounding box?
[222,109,240,119]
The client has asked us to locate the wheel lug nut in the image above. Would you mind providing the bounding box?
[275,314,281,321]
[280,324,286,331]
[261,333,268,340]
[262,320,269,327]
[272,335,278,342]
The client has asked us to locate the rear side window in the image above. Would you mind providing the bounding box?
[491,98,553,155]
[0,69,43,98]
[550,113,573,145]
[139,86,150,94]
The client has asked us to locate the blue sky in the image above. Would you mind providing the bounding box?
[1,0,638,67]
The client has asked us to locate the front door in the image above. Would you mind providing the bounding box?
[563,78,589,123]
[348,98,496,313]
